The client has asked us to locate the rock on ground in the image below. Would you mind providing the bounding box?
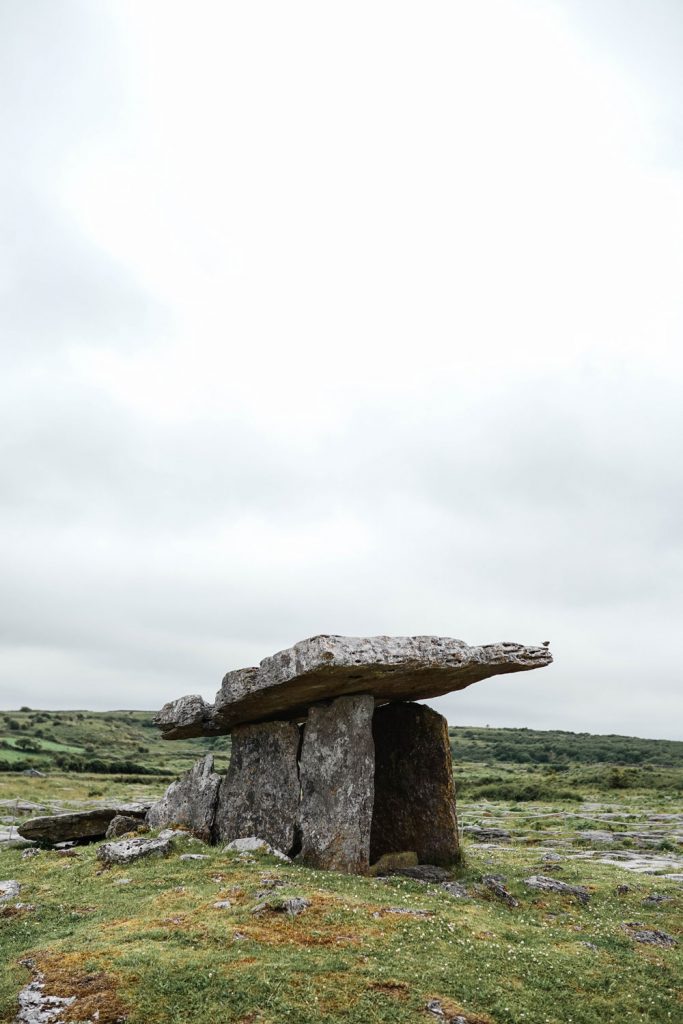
[524,875,590,903]
[156,634,553,737]
[97,836,173,865]
[0,879,20,901]
[146,754,222,842]
[17,808,145,845]
[298,694,375,873]
[105,815,140,839]
[15,970,75,1024]
[370,702,459,867]
[223,837,291,860]
[213,723,300,853]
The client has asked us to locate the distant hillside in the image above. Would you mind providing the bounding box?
[447,725,683,767]
[1,708,681,775]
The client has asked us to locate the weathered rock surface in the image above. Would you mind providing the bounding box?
[370,702,459,867]
[213,723,300,853]
[15,968,75,1024]
[97,835,173,865]
[0,879,20,901]
[146,754,222,841]
[298,694,375,873]
[105,815,140,839]
[156,634,553,737]
[252,896,310,916]
[623,923,677,947]
[524,875,590,903]
[17,807,146,845]
[482,875,519,907]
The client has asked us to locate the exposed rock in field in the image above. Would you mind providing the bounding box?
[15,969,75,1024]
[105,815,140,839]
[213,899,232,909]
[642,892,672,905]
[371,703,459,867]
[441,881,470,898]
[298,694,375,873]
[223,837,291,860]
[146,754,222,842]
[0,880,20,901]
[97,835,173,865]
[524,875,590,904]
[179,853,210,861]
[482,875,518,907]
[17,807,146,845]
[374,906,432,917]
[462,826,511,842]
[156,634,552,737]
[251,896,310,916]
[213,724,299,852]
[21,849,40,860]
[623,923,677,947]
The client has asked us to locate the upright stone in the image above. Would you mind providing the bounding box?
[370,702,459,866]
[298,694,374,873]
[213,721,300,854]
[146,754,222,842]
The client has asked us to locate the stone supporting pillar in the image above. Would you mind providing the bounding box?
[370,702,459,866]
[298,694,375,873]
[213,720,300,854]
[146,753,222,842]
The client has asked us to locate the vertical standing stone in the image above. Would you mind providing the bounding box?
[370,702,460,866]
[298,694,375,873]
[213,721,300,854]
[146,754,222,842]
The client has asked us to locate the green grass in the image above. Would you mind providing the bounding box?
[0,831,680,1024]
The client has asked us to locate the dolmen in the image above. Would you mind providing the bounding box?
[150,634,552,873]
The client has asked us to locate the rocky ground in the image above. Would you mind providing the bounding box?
[0,772,681,1023]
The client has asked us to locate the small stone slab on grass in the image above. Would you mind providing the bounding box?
[0,880,20,902]
[524,875,590,904]
[97,836,173,865]
[623,923,677,947]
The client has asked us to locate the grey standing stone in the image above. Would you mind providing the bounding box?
[146,754,222,842]
[298,694,374,874]
[213,721,300,854]
[370,702,459,867]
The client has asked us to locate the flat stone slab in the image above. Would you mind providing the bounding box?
[17,807,146,845]
[156,634,552,737]
[97,835,173,865]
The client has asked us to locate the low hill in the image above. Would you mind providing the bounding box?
[1,708,681,775]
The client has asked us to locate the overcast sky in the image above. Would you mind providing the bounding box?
[2,1,682,739]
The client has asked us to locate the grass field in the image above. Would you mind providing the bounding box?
[0,714,681,1022]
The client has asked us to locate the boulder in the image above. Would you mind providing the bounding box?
[156,635,553,737]
[370,702,459,867]
[97,835,173,865]
[146,754,222,841]
[105,815,140,839]
[213,723,300,853]
[524,875,590,903]
[17,807,146,845]
[298,694,375,873]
